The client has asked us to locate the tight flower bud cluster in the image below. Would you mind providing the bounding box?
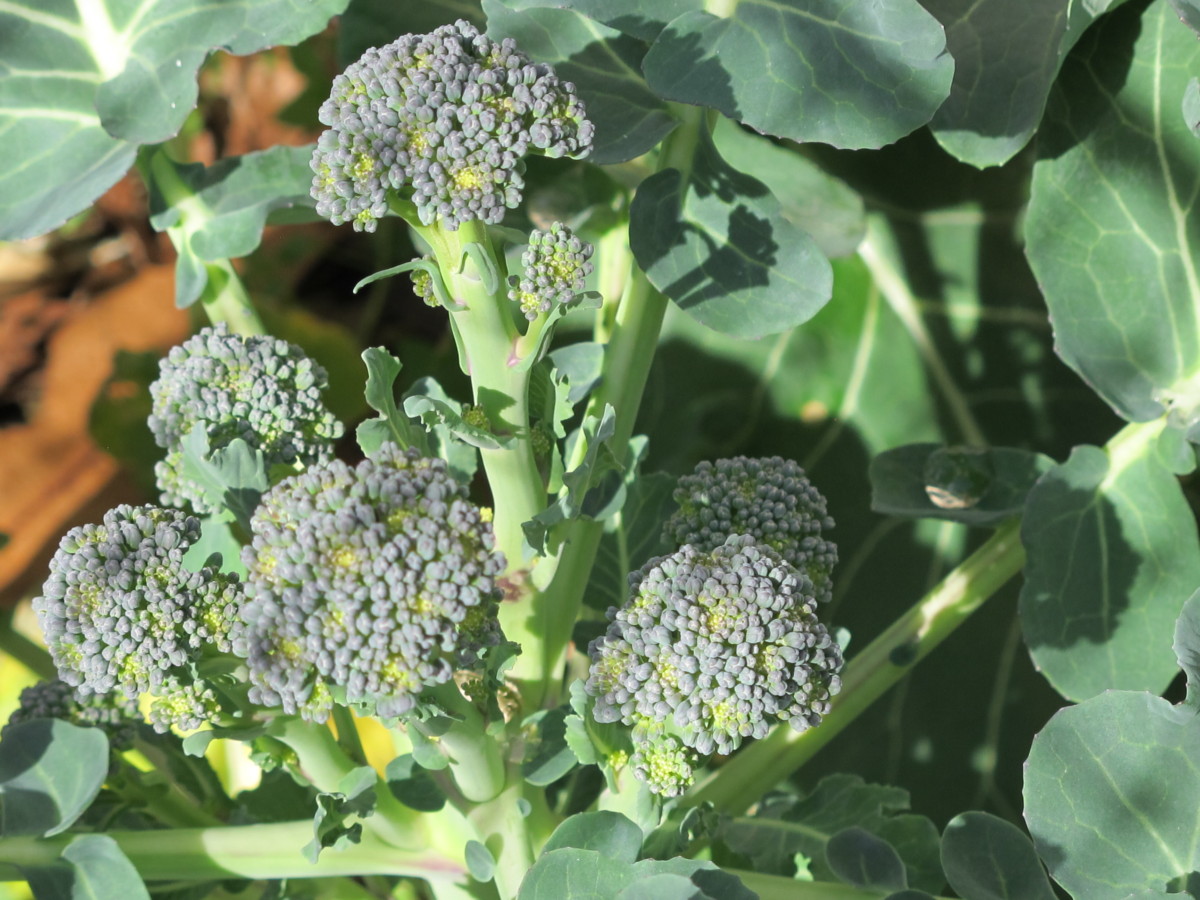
[586,534,843,796]
[239,444,505,721]
[32,505,244,732]
[148,324,343,515]
[507,222,593,319]
[310,20,594,232]
[665,456,838,603]
[3,678,142,750]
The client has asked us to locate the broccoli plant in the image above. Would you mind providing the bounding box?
[2,2,1200,900]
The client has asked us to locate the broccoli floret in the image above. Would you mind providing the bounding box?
[507,222,594,320]
[410,256,440,307]
[239,444,505,722]
[310,20,594,232]
[31,505,244,732]
[665,456,838,603]
[3,679,142,750]
[585,534,843,797]
[149,324,344,515]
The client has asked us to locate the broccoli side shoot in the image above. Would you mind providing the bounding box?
[239,444,505,722]
[310,19,594,232]
[32,505,244,732]
[666,456,839,603]
[3,678,142,750]
[586,534,843,797]
[149,323,344,515]
[508,222,594,320]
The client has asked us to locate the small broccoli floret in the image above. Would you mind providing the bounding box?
[586,534,842,796]
[310,20,594,232]
[665,456,838,603]
[410,257,440,307]
[507,222,594,320]
[239,444,505,722]
[149,324,344,515]
[3,679,142,750]
[31,505,244,732]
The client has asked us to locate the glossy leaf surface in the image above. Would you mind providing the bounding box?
[940,812,1056,900]
[0,721,108,837]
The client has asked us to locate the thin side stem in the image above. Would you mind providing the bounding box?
[688,517,1025,813]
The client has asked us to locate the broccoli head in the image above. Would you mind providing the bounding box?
[148,324,344,515]
[3,679,142,750]
[239,444,505,721]
[586,534,843,796]
[310,19,594,232]
[508,222,594,320]
[665,456,838,603]
[31,505,244,732]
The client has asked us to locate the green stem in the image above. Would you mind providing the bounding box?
[688,517,1025,813]
[728,869,956,900]
[139,147,265,336]
[266,717,425,851]
[414,683,506,804]
[0,822,466,883]
[524,103,708,709]
[332,706,368,767]
[0,608,55,680]
[468,770,534,900]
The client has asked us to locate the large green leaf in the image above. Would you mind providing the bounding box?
[1024,0,1200,435]
[0,721,109,837]
[1019,431,1200,701]
[1172,0,1200,35]
[503,0,700,42]
[924,0,1130,168]
[22,835,151,900]
[711,117,865,259]
[629,133,832,339]
[337,0,485,65]
[940,812,1056,900]
[0,0,348,240]
[484,0,677,164]
[641,0,953,150]
[1024,691,1200,899]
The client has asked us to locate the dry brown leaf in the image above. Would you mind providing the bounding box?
[0,265,189,603]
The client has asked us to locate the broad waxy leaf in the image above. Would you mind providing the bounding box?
[22,835,151,900]
[582,471,675,611]
[826,827,908,892]
[1025,0,1200,436]
[940,812,1056,900]
[870,444,1054,526]
[0,0,348,240]
[0,721,109,837]
[720,774,942,893]
[518,848,637,899]
[542,811,644,862]
[1020,435,1200,701]
[711,116,865,259]
[629,133,832,339]
[1173,588,1200,708]
[500,0,699,42]
[1172,0,1200,35]
[1024,691,1200,899]
[484,0,677,164]
[385,755,447,812]
[641,0,954,150]
[924,0,1130,167]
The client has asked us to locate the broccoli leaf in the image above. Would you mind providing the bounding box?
[178,427,269,534]
[146,147,317,307]
[542,811,643,861]
[1024,1,1200,437]
[385,755,446,813]
[940,812,1056,900]
[582,471,676,611]
[21,835,150,900]
[0,721,109,838]
[640,0,953,150]
[1020,438,1200,701]
[870,444,1055,527]
[356,348,431,459]
[0,0,348,241]
[302,767,378,863]
[629,131,832,339]
[825,827,908,892]
[522,708,579,787]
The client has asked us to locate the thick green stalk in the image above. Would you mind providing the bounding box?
[468,770,535,900]
[688,517,1025,813]
[0,822,466,883]
[414,683,507,804]
[524,103,709,708]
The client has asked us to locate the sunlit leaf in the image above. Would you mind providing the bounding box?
[941,812,1056,900]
